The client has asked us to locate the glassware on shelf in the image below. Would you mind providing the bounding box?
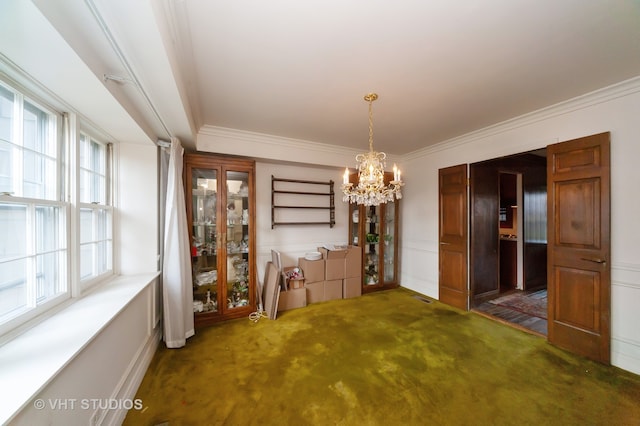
[195,270,218,286]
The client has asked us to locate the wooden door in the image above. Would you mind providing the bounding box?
[547,132,610,363]
[439,164,469,310]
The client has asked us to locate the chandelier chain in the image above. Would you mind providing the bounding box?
[368,96,374,152]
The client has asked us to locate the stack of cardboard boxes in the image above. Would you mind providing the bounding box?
[277,245,362,313]
[299,246,362,303]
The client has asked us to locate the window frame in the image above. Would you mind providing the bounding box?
[77,132,113,289]
[0,79,69,336]
[0,73,115,339]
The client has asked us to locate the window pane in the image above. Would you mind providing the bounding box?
[23,101,55,156]
[22,101,56,200]
[96,240,112,275]
[36,205,64,253]
[0,87,15,194]
[79,169,90,203]
[36,252,64,301]
[80,244,93,280]
[91,138,105,174]
[95,209,107,240]
[23,149,57,199]
[93,174,105,203]
[0,258,27,320]
[80,208,92,244]
[0,140,16,194]
[0,204,27,261]
[80,135,106,204]
[80,208,112,281]
[0,85,14,144]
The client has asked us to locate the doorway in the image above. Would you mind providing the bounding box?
[439,132,611,363]
[468,149,548,336]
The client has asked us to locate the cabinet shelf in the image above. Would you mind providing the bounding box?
[272,190,331,196]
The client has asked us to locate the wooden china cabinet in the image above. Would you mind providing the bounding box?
[347,172,400,293]
[184,153,256,327]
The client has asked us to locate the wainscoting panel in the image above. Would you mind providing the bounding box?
[611,262,640,375]
[400,239,439,299]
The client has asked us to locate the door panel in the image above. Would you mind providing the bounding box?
[556,179,599,247]
[469,163,500,299]
[439,164,468,310]
[547,132,610,363]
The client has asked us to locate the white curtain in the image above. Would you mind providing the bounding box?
[162,137,194,348]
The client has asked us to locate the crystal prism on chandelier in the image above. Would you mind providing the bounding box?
[342,93,404,206]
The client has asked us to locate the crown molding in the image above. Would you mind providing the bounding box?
[404,75,640,161]
[199,125,360,155]
[198,125,403,168]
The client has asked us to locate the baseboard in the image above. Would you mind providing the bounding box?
[612,336,640,376]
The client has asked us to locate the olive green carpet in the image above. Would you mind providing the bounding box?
[124,288,640,426]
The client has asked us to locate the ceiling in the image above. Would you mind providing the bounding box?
[20,1,640,155]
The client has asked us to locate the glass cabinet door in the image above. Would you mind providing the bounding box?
[350,203,360,246]
[382,200,396,283]
[191,168,219,313]
[347,188,399,293]
[225,170,250,310]
[364,205,381,286]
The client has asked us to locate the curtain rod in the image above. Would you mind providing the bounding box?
[84,0,173,143]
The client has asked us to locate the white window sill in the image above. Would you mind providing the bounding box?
[0,272,160,425]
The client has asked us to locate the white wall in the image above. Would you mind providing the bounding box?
[116,143,160,274]
[9,277,161,426]
[255,161,350,280]
[399,78,640,374]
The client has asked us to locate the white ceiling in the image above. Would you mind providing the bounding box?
[19,1,640,155]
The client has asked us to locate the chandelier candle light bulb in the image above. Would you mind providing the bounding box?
[342,93,404,206]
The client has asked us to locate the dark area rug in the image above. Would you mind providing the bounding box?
[489,289,547,319]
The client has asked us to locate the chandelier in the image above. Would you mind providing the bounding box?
[342,93,403,206]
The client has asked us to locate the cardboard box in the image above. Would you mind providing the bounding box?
[319,246,361,280]
[324,279,343,301]
[277,288,307,311]
[282,266,305,290]
[344,246,362,278]
[318,246,347,280]
[298,258,325,283]
[289,278,305,289]
[343,277,362,299]
[305,281,324,304]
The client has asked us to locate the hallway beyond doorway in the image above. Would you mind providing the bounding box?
[473,289,547,336]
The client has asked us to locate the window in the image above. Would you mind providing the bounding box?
[0,77,113,333]
[79,134,112,282]
[0,81,67,327]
